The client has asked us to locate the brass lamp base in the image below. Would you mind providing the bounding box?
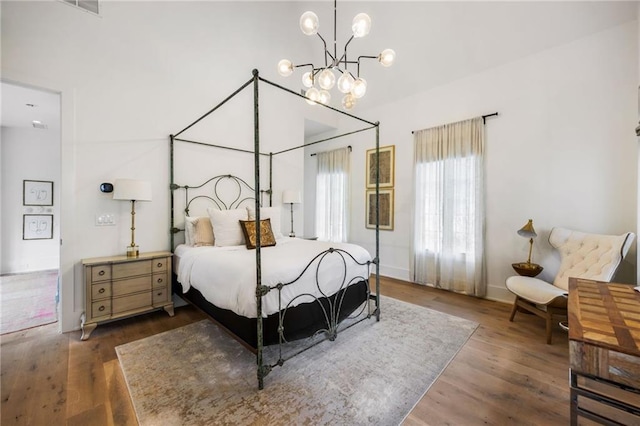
[126,245,140,258]
[512,262,543,277]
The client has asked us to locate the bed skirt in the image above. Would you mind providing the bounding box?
[172,275,369,350]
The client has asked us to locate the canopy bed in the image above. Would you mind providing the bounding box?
[169,69,381,389]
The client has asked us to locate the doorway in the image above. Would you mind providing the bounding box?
[0,81,61,334]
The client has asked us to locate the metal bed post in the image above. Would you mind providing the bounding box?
[252,69,268,390]
[169,134,176,252]
[375,122,380,320]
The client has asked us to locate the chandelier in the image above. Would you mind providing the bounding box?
[277,0,395,110]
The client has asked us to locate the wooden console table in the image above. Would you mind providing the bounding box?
[568,277,640,425]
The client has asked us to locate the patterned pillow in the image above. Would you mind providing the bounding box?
[239,219,277,250]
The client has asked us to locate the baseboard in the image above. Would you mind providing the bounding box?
[378,265,410,282]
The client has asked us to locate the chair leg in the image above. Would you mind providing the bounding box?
[546,315,553,345]
[509,298,519,322]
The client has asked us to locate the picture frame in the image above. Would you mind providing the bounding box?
[23,214,54,240]
[23,180,53,206]
[365,189,394,231]
[366,145,395,188]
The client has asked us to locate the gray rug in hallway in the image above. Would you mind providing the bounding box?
[116,296,478,426]
[1,270,58,334]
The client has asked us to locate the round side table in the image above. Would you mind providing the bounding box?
[511,262,543,277]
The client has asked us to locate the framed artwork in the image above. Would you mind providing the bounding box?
[23,180,53,206]
[366,145,395,188]
[23,214,54,240]
[365,189,394,231]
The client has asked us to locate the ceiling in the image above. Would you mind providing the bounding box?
[1,82,60,130]
[1,1,636,131]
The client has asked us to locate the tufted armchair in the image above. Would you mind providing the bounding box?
[506,227,634,344]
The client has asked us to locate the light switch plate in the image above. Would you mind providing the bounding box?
[95,213,116,226]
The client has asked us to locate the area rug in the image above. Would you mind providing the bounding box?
[116,296,478,426]
[0,270,58,334]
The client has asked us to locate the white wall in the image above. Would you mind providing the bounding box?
[1,126,61,273]
[1,1,311,332]
[305,21,639,301]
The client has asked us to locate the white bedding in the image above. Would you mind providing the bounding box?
[176,238,372,318]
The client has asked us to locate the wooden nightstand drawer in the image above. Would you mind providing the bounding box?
[112,276,151,297]
[91,283,111,300]
[112,292,152,314]
[153,258,169,273]
[152,272,168,288]
[92,300,111,318]
[153,287,169,304]
[91,266,111,282]
[113,260,152,279]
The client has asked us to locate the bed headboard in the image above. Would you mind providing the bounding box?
[169,174,271,246]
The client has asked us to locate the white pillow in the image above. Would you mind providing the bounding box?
[247,206,284,239]
[207,208,248,247]
[184,216,198,246]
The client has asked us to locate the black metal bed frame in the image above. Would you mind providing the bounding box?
[169,69,381,389]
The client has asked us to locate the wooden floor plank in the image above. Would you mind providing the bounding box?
[0,278,571,425]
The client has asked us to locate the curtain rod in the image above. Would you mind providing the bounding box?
[411,112,499,134]
[310,145,352,157]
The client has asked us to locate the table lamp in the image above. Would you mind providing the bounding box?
[113,179,152,257]
[517,219,537,267]
[282,190,301,237]
[511,219,544,277]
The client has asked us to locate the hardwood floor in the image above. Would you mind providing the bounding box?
[1,277,570,425]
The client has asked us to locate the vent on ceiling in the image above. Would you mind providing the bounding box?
[61,0,100,15]
[32,121,48,130]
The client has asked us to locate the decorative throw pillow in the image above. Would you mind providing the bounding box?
[207,208,248,247]
[246,206,284,239]
[184,216,210,246]
[239,219,277,250]
[191,217,214,247]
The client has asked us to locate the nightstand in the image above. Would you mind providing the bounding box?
[81,251,174,340]
[511,262,543,277]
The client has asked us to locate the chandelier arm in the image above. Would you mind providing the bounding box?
[316,33,330,67]
[357,55,379,77]
[335,35,355,69]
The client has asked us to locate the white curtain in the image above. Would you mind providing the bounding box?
[411,117,486,296]
[315,147,350,242]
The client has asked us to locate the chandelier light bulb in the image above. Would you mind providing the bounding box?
[277,59,293,77]
[299,11,319,36]
[337,72,355,93]
[379,49,396,67]
[318,90,331,105]
[351,78,367,98]
[302,71,314,88]
[318,68,336,90]
[305,87,320,105]
[352,13,371,38]
[342,93,356,110]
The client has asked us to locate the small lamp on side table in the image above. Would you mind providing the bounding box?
[282,190,301,238]
[113,179,152,257]
[512,219,543,277]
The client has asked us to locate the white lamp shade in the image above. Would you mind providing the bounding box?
[282,190,301,204]
[113,179,152,201]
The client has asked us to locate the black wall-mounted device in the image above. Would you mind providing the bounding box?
[100,182,114,193]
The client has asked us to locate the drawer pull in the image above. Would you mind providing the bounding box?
[98,305,105,312]
[157,278,163,283]
[157,262,163,268]
[157,292,163,296]
[98,288,105,294]
[98,270,105,276]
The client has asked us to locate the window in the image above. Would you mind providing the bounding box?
[315,147,350,242]
[412,117,486,296]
